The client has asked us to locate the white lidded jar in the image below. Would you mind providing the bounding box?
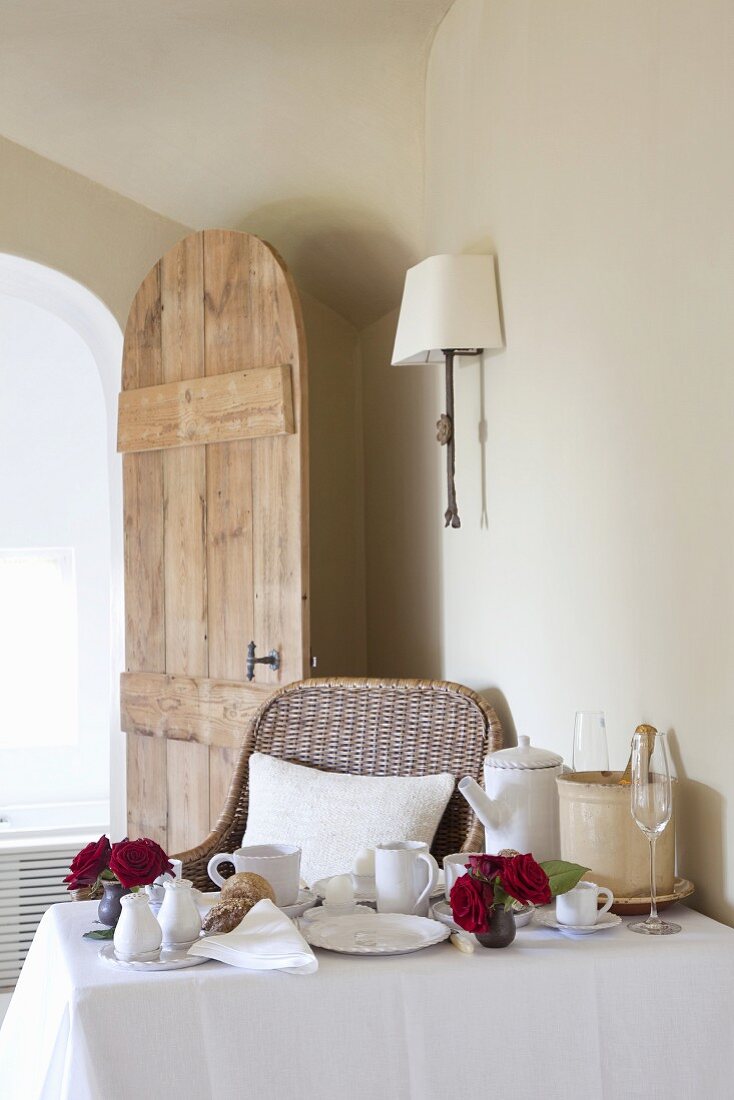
[157,878,202,949]
[113,891,163,962]
[459,736,566,863]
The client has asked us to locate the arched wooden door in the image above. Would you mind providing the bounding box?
[118,230,309,853]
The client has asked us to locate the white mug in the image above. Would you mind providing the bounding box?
[207,844,301,906]
[556,881,614,926]
[442,853,481,902]
[375,841,439,917]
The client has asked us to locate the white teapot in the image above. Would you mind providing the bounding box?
[459,736,566,863]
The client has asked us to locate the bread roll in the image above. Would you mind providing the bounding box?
[201,900,250,934]
[220,871,275,906]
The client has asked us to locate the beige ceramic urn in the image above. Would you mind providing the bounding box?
[557,771,676,897]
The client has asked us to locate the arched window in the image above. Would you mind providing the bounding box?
[0,256,123,830]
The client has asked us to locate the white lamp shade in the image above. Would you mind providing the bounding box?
[391,254,503,365]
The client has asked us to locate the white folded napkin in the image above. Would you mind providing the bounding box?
[187,898,318,975]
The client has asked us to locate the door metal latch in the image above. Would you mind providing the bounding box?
[246,641,280,682]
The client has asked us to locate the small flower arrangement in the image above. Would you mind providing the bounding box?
[450,852,588,935]
[64,835,174,896]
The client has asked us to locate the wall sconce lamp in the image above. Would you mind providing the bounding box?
[392,254,503,528]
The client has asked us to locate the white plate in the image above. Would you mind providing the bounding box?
[311,874,445,905]
[534,911,622,936]
[431,899,535,933]
[99,943,211,971]
[302,912,449,956]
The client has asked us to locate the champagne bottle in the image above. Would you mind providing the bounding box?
[617,724,657,785]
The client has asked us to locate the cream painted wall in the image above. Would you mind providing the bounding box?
[362,0,734,923]
[0,136,189,326]
[301,291,366,676]
[361,310,443,679]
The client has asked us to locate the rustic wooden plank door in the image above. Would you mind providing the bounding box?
[118,230,309,853]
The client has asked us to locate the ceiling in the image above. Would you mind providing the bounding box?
[0,0,453,327]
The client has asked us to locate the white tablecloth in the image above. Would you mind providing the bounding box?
[1,901,733,1100]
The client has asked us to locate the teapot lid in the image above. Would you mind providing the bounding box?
[486,735,563,770]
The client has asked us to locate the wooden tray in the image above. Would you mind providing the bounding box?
[610,877,694,915]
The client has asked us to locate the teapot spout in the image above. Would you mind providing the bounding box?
[458,776,497,832]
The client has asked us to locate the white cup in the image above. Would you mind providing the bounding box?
[556,881,614,926]
[374,841,439,917]
[207,844,301,906]
[442,853,481,902]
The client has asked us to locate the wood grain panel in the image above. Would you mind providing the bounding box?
[121,672,271,748]
[160,235,209,848]
[117,365,294,453]
[123,452,165,673]
[252,239,309,685]
[122,263,161,391]
[206,440,253,682]
[166,740,209,854]
[161,231,204,383]
[203,230,257,825]
[208,747,240,831]
[127,733,167,846]
[163,446,208,676]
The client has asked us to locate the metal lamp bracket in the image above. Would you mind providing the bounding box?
[438,348,483,529]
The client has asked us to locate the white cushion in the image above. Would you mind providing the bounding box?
[242,753,455,886]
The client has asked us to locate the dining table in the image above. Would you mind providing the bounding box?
[1,898,733,1100]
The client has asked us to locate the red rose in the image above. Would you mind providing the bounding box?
[450,873,490,934]
[109,838,173,888]
[64,835,111,891]
[466,854,506,884]
[499,853,551,906]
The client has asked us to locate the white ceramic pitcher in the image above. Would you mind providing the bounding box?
[459,736,567,863]
[374,841,439,917]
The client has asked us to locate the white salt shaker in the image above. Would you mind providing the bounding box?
[114,892,163,961]
[157,878,202,949]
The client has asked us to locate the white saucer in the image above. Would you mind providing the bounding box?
[280,888,319,919]
[195,890,221,912]
[312,874,444,905]
[534,911,622,936]
[99,943,211,971]
[431,899,535,932]
[195,888,317,919]
[302,912,449,956]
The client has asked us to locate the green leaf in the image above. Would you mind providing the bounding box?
[493,881,514,912]
[83,927,115,940]
[540,860,590,897]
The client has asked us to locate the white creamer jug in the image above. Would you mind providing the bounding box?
[157,878,202,949]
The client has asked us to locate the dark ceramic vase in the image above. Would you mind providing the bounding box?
[97,881,131,927]
[475,907,516,949]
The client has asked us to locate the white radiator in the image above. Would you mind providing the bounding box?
[0,840,90,992]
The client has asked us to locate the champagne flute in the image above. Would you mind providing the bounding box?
[628,727,681,935]
[572,711,609,772]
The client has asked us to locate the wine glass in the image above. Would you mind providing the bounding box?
[572,711,609,772]
[628,728,681,935]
